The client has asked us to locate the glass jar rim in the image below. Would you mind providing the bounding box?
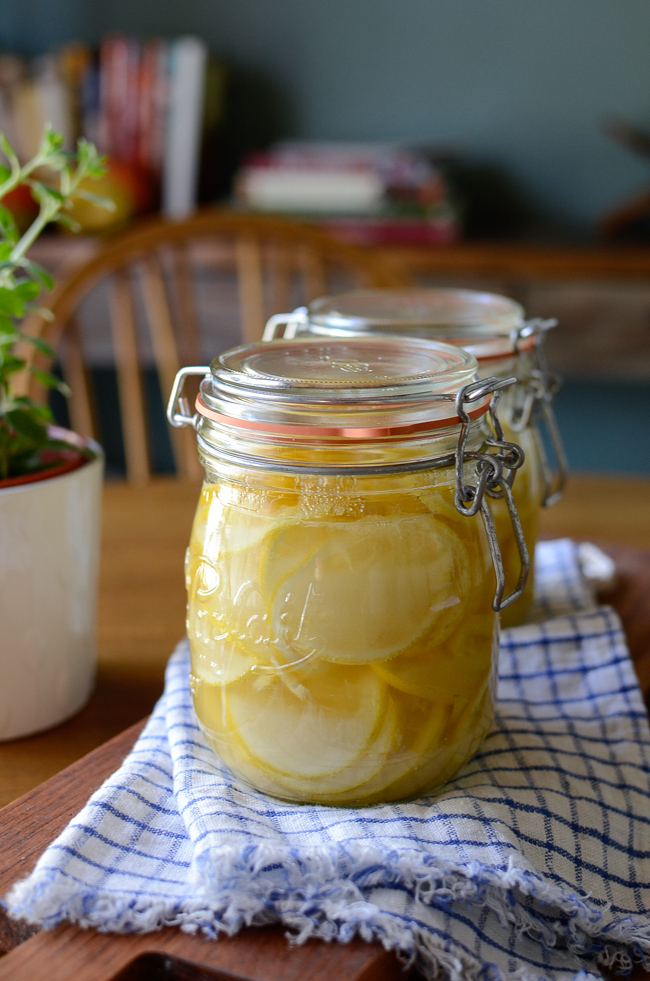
[303,288,533,360]
[198,336,487,439]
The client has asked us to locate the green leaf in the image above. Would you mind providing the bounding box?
[37,127,64,158]
[41,152,69,173]
[76,139,108,178]
[0,287,24,316]
[72,188,117,211]
[22,259,55,291]
[6,407,48,442]
[0,203,19,243]
[0,133,20,171]
[14,280,40,302]
[0,126,106,478]
[0,314,17,336]
[0,354,26,374]
[24,304,54,321]
[29,367,70,395]
[54,212,81,232]
[29,181,65,206]
[20,332,54,357]
[23,400,54,422]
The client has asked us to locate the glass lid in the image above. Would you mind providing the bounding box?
[304,288,528,359]
[197,336,484,437]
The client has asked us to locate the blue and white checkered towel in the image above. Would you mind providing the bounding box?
[6,540,650,981]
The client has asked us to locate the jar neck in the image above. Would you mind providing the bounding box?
[477,348,535,382]
[197,414,492,478]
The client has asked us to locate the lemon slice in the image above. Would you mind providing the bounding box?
[219,695,398,801]
[312,690,453,805]
[259,522,330,596]
[332,676,494,806]
[270,514,471,665]
[189,481,295,561]
[189,634,260,686]
[226,663,385,779]
[373,612,494,701]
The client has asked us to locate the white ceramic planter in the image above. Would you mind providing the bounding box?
[0,438,104,740]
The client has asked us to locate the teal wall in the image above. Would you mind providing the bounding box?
[3,0,650,232]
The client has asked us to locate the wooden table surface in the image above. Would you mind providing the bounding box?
[1,472,649,809]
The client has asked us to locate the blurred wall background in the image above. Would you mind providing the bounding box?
[3,0,650,235]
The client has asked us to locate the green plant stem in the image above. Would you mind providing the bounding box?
[8,205,57,266]
[0,144,57,203]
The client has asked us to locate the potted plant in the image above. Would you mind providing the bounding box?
[0,128,110,740]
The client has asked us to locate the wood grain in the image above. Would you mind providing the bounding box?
[378,241,650,283]
[0,721,404,979]
[27,232,650,284]
[539,474,650,550]
[0,921,403,981]
[0,721,146,954]
[0,716,410,980]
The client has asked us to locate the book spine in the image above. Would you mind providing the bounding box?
[79,55,101,149]
[99,34,140,163]
[12,78,43,161]
[137,38,167,178]
[33,55,75,151]
[57,43,93,148]
[0,54,27,159]
[161,36,208,219]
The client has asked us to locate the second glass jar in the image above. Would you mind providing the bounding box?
[264,288,566,627]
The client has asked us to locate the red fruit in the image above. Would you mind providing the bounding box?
[1,184,40,233]
[65,156,157,232]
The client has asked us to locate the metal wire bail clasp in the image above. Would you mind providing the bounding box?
[453,376,530,613]
[262,307,308,341]
[509,319,568,507]
[166,366,210,429]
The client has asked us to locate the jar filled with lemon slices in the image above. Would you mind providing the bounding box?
[264,289,567,627]
[167,337,528,805]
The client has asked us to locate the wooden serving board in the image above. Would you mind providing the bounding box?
[0,543,648,981]
[0,718,405,981]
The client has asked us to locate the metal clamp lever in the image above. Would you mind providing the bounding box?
[536,388,568,507]
[512,321,567,506]
[166,366,210,429]
[480,475,530,611]
[513,317,558,347]
[453,375,530,612]
[262,307,308,341]
[453,375,516,504]
[507,370,566,505]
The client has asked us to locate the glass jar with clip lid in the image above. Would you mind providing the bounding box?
[263,288,567,627]
[167,336,528,805]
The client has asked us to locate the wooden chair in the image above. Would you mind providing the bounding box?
[18,209,406,484]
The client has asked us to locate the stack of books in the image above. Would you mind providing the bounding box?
[234,142,460,245]
[0,36,224,219]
